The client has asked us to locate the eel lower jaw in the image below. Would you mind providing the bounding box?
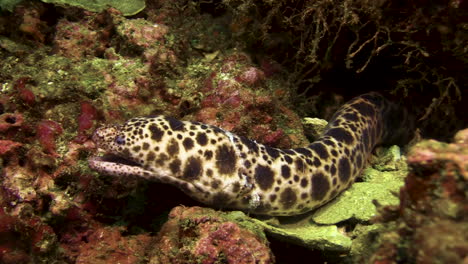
[88,153,151,178]
[92,153,141,167]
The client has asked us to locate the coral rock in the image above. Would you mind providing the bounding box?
[369,129,468,263]
[53,18,109,59]
[75,227,152,264]
[236,67,266,86]
[0,113,24,132]
[150,206,274,264]
[0,140,22,155]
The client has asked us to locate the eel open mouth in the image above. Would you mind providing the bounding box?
[91,153,141,167]
[88,149,149,178]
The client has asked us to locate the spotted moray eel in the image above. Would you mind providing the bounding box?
[89,92,410,216]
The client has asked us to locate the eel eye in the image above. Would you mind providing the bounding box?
[115,135,125,145]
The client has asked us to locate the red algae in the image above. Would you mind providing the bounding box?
[14,77,35,106]
[77,101,98,135]
[36,120,63,156]
[18,87,35,106]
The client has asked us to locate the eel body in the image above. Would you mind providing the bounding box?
[89,92,406,216]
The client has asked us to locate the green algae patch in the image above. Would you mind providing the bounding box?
[372,145,405,171]
[302,117,328,139]
[312,147,407,225]
[312,179,403,225]
[41,0,145,16]
[2,52,107,101]
[1,46,154,115]
[0,36,32,54]
[226,209,351,251]
[253,218,352,252]
[225,210,270,241]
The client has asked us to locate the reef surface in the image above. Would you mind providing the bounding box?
[0,1,466,263]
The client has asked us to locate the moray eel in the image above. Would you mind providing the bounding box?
[89,92,409,216]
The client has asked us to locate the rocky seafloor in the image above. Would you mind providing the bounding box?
[0,1,466,263]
